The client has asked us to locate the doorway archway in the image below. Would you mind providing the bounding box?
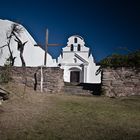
[70,71,80,83]
[69,67,81,83]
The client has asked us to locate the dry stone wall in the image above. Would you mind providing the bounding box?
[0,66,139,96]
[0,66,64,93]
[102,67,140,97]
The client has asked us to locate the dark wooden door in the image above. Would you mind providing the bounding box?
[70,71,80,83]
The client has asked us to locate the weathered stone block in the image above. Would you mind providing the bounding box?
[111,80,123,86]
[0,67,64,93]
[102,67,140,97]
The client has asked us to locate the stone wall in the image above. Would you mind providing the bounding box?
[102,67,140,97]
[0,66,64,93]
[1,66,140,96]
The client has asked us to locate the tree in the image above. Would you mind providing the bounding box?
[14,39,27,67]
[99,50,140,68]
[0,23,28,66]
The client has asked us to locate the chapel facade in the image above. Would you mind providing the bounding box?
[56,35,101,83]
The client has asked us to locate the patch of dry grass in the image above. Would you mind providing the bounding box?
[0,83,140,140]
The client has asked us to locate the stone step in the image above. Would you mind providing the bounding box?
[64,85,83,90]
[63,83,101,96]
[64,85,93,96]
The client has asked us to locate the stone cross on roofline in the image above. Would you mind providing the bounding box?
[34,29,63,65]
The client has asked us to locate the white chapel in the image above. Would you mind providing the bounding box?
[0,19,101,84]
[55,35,101,83]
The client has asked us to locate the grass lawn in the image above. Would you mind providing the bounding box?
[0,83,140,140]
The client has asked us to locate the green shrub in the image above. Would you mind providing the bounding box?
[100,50,140,68]
[0,65,12,83]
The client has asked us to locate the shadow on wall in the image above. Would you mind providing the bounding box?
[78,83,102,95]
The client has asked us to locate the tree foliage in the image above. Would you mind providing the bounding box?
[99,50,140,68]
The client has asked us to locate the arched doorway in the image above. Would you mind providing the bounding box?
[69,67,81,83]
[70,71,80,83]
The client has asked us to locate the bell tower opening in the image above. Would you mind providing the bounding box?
[74,38,77,43]
[77,44,81,51]
[71,44,74,51]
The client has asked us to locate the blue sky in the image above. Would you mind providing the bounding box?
[0,0,140,62]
